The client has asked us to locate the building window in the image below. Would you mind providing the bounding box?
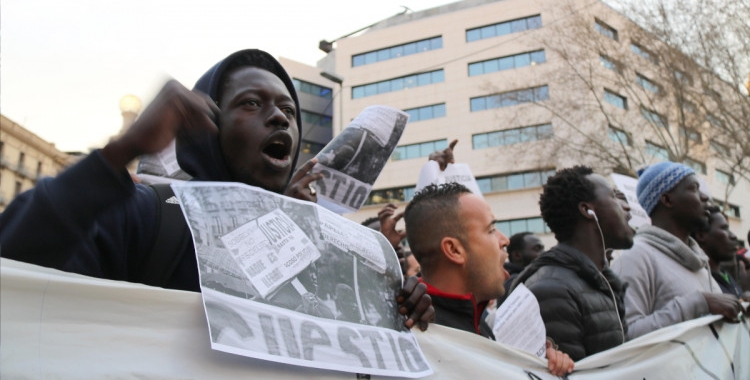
[604,89,627,109]
[704,88,722,101]
[716,169,735,185]
[365,186,416,205]
[608,126,632,146]
[711,141,730,156]
[672,69,692,85]
[392,139,448,161]
[706,114,724,128]
[300,110,332,128]
[599,54,621,72]
[470,85,549,112]
[683,158,706,174]
[472,123,553,149]
[640,106,667,128]
[36,161,42,179]
[476,169,555,193]
[646,141,669,161]
[679,127,702,143]
[495,217,550,236]
[352,36,443,67]
[292,79,332,99]
[468,50,545,76]
[352,69,444,99]
[595,19,618,41]
[466,15,542,42]
[300,140,325,155]
[631,43,658,63]
[14,181,22,197]
[17,152,25,171]
[636,73,660,93]
[713,199,741,218]
[404,103,446,122]
[677,96,697,113]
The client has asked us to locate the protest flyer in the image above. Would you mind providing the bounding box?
[171,181,432,378]
[312,105,408,214]
[490,284,547,358]
[610,173,650,228]
[415,161,483,197]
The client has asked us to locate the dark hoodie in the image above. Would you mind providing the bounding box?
[510,243,627,361]
[0,49,302,292]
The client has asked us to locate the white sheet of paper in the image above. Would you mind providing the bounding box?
[415,161,483,198]
[491,284,547,358]
[610,173,650,228]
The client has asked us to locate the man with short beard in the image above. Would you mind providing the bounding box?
[612,161,745,339]
[404,183,573,376]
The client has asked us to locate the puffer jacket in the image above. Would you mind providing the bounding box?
[511,243,627,361]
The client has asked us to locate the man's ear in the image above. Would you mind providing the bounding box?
[660,192,673,209]
[440,236,466,265]
[578,202,595,220]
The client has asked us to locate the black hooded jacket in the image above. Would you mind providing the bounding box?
[510,243,628,361]
[0,49,302,292]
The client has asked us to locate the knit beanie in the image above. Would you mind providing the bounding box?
[636,161,695,216]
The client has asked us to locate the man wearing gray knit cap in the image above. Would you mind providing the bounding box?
[611,161,745,339]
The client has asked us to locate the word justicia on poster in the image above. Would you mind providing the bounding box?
[171,181,432,378]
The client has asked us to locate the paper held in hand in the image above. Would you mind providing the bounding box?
[170,181,431,378]
[312,105,408,214]
[490,284,547,358]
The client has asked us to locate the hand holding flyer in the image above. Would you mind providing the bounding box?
[171,181,431,378]
[312,105,408,214]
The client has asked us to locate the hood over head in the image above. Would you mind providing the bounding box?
[176,49,302,185]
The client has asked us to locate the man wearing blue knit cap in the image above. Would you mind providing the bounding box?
[612,161,745,339]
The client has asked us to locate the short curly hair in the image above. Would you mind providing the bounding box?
[539,166,596,242]
[404,183,471,273]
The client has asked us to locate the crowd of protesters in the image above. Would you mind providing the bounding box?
[0,48,748,375]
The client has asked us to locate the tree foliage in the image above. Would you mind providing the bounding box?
[499,0,749,202]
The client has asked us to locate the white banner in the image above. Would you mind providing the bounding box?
[1,258,748,379]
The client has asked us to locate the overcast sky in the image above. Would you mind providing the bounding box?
[1,0,455,152]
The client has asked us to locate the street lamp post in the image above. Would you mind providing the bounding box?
[320,71,344,133]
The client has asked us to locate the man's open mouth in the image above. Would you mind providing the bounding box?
[262,132,293,167]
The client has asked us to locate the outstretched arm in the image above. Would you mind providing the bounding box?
[1,80,218,275]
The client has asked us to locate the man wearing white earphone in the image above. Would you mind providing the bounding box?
[510,166,635,361]
[612,161,746,340]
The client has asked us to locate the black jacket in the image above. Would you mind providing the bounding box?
[423,281,494,338]
[511,243,627,361]
[0,49,302,292]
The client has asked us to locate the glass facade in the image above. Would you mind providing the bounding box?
[472,124,553,149]
[468,50,545,76]
[470,86,549,112]
[352,37,443,67]
[466,15,542,42]
[352,70,445,99]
